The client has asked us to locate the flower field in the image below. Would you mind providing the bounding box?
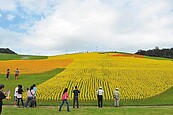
[0,59,73,74]
[35,53,173,101]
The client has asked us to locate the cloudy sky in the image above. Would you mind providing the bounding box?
[0,0,173,55]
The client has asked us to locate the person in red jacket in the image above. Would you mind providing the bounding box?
[59,88,70,112]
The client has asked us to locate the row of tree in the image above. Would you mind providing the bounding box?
[0,48,17,54]
[135,47,173,59]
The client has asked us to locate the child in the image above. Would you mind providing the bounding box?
[0,84,10,114]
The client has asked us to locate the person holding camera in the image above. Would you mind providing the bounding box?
[0,84,10,114]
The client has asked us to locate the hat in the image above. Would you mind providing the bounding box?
[99,86,102,89]
[116,88,119,90]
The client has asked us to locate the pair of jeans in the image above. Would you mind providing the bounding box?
[0,104,2,114]
[59,99,70,111]
[24,97,33,107]
[73,97,79,108]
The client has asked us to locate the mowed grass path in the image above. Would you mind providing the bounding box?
[2,106,173,115]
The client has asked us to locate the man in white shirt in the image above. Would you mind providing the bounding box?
[96,86,104,108]
[113,88,120,107]
[13,85,19,107]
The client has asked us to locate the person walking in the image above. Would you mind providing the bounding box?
[13,85,19,107]
[113,88,120,107]
[33,84,37,107]
[14,68,19,80]
[0,84,10,114]
[25,86,35,108]
[73,86,80,108]
[59,88,70,112]
[96,86,104,108]
[17,85,24,107]
[6,69,10,80]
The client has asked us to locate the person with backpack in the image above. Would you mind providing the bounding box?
[59,88,70,112]
[73,86,80,108]
[0,84,10,114]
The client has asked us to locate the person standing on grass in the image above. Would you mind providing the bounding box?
[59,88,70,112]
[14,68,19,80]
[33,84,37,107]
[17,85,24,107]
[0,84,11,114]
[25,86,35,108]
[6,69,10,80]
[13,85,19,107]
[96,86,104,108]
[113,88,120,107]
[73,86,80,108]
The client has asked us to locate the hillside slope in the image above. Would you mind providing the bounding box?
[36,53,173,101]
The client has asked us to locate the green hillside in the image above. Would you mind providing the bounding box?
[0,53,48,60]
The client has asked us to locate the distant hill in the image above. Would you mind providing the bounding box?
[135,47,173,59]
[0,48,17,54]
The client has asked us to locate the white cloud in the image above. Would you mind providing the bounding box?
[23,0,118,53]
[1,0,173,55]
[0,27,25,53]
[0,0,16,11]
[6,14,15,21]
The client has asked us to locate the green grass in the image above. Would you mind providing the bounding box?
[2,106,173,115]
[0,53,48,60]
[144,55,172,60]
[0,68,65,105]
[15,86,173,107]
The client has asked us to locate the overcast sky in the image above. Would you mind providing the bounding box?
[0,0,173,55]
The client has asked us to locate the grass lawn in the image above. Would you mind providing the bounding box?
[0,53,48,60]
[1,106,173,115]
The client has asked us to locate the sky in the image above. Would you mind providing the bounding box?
[0,0,173,55]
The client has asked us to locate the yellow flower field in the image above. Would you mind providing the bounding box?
[36,53,173,101]
[0,59,73,74]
